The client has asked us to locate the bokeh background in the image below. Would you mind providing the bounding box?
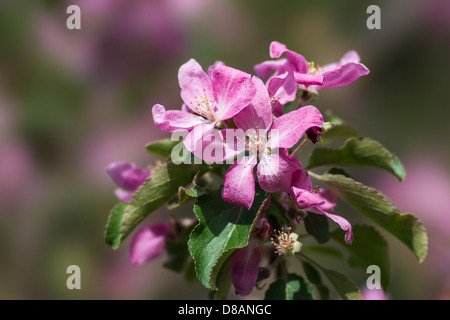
[0,0,449,299]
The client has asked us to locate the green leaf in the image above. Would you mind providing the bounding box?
[265,274,315,300]
[309,172,428,262]
[307,137,406,181]
[302,261,322,285]
[167,185,208,210]
[304,213,330,244]
[145,139,180,159]
[188,188,268,290]
[320,124,358,145]
[107,162,201,249]
[321,268,362,300]
[105,202,128,248]
[209,255,233,300]
[331,224,391,291]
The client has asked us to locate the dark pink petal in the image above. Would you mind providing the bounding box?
[152,104,208,132]
[178,59,215,111]
[319,62,370,90]
[106,161,150,191]
[269,41,309,74]
[234,77,273,131]
[316,189,339,212]
[312,207,353,244]
[230,242,260,296]
[291,186,326,210]
[290,168,313,192]
[254,59,287,78]
[212,64,256,121]
[222,156,257,209]
[129,222,173,265]
[257,153,294,193]
[294,72,324,86]
[267,105,324,149]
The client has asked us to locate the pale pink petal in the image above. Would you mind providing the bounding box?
[212,64,256,121]
[129,222,173,265]
[178,59,215,114]
[222,156,257,209]
[183,122,217,161]
[152,104,208,132]
[340,50,361,64]
[114,188,133,202]
[234,76,273,131]
[230,242,260,297]
[267,105,324,149]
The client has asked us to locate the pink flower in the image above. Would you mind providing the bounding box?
[152,59,256,158]
[290,169,353,244]
[129,222,174,265]
[255,41,369,96]
[229,241,260,296]
[106,161,150,202]
[221,77,324,209]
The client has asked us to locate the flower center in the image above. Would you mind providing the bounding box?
[308,61,323,74]
[271,227,302,256]
[189,89,216,121]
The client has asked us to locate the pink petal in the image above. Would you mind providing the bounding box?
[254,59,287,78]
[129,222,173,265]
[222,156,257,209]
[207,60,225,80]
[257,153,294,193]
[267,105,324,149]
[234,76,273,131]
[313,207,353,244]
[183,122,217,161]
[270,41,288,58]
[319,62,370,90]
[212,64,256,121]
[340,50,361,64]
[230,242,260,297]
[294,72,324,86]
[267,71,297,116]
[152,104,208,132]
[178,59,215,112]
[106,161,150,191]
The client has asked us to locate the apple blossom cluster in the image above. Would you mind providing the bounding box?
[104,41,427,300]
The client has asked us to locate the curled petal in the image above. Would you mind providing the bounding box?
[129,222,173,265]
[294,72,324,86]
[222,156,256,209]
[312,207,353,244]
[230,242,260,296]
[106,161,150,191]
[269,41,288,58]
[152,104,208,132]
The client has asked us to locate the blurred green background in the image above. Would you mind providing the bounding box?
[0,0,449,299]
